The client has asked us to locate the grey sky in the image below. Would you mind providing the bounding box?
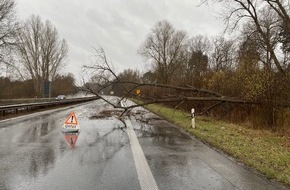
[16,0,223,84]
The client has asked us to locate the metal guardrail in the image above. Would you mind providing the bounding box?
[0,96,98,117]
[0,98,59,105]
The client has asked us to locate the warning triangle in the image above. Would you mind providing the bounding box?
[64,133,79,148]
[65,112,78,125]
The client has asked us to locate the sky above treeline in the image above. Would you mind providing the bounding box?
[16,0,223,83]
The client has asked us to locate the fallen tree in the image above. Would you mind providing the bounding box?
[82,48,290,122]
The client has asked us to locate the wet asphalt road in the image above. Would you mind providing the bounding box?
[0,98,287,190]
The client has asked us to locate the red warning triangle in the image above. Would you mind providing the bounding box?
[64,133,79,148]
[65,112,78,125]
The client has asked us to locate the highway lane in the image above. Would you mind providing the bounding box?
[0,99,140,190]
[0,98,287,190]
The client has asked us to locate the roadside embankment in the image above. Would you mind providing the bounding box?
[144,103,290,186]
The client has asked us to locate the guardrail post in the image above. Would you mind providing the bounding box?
[191,108,195,129]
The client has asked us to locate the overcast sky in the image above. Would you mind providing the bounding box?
[16,0,223,84]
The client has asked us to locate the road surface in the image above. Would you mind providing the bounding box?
[0,98,287,190]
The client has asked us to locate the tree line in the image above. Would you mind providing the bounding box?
[0,0,74,98]
[0,74,75,98]
[85,1,290,133]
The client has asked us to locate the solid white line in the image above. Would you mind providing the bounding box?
[125,119,159,190]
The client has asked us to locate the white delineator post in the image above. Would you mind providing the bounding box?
[191,108,195,129]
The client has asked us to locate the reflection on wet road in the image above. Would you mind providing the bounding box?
[0,100,139,190]
[0,98,287,190]
[64,132,79,148]
[133,118,285,190]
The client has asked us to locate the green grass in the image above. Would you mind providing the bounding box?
[145,103,290,186]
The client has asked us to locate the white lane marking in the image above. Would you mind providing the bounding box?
[125,119,159,190]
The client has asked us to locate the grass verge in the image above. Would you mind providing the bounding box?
[144,103,290,186]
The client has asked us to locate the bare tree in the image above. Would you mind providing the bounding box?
[201,0,290,128]
[0,0,18,69]
[139,20,187,84]
[83,46,290,132]
[84,10,290,129]
[16,15,68,97]
[188,35,211,54]
[205,0,289,74]
[185,35,210,87]
[265,0,290,53]
[210,36,235,71]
